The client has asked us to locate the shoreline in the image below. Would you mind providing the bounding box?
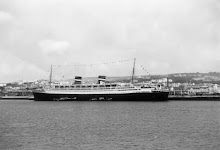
[0,96,34,100]
[1,95,220,101]
[168,95,220,100]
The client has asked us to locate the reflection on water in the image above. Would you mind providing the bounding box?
[0,100,220,150]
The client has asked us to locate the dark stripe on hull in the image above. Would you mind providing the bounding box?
[33,92,169,101]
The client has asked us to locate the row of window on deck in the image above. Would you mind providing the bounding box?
[54,84,134,89]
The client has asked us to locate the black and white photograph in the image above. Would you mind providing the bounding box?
[0,0,220,149]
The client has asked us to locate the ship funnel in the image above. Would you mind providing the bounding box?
[98,75,106,84]
[74,76,82,84]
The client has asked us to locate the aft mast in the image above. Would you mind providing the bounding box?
[49,65,52,87]
[131,58,136,84]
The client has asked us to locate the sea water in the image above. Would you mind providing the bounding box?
[0,100,220,150]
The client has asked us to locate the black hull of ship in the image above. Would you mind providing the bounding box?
[33,91,169,101]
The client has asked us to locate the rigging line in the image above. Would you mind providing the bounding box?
[135,61,151,76]
[51,59,133,67]
[47,59,135,80]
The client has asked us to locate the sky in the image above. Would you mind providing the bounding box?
[0,0,220,82]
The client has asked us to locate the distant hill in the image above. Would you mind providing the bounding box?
[14,72,220,85]
[167,72,220,84]
[106,72,220,84]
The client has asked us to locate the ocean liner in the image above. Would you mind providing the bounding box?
[33,59,169,101]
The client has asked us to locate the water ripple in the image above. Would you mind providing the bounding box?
[0,100,220,150]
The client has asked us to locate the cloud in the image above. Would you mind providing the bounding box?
[38,40,71,55]
[0,50,47,82]
[0,11,13,23]
[0,0,220,82]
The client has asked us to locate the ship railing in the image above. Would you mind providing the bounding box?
[48,86,139,92]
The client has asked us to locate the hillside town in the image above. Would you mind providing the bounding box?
[1,72,220,98]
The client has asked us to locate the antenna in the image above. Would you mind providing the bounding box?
[131,58,136,84]
[49,65,52,86]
